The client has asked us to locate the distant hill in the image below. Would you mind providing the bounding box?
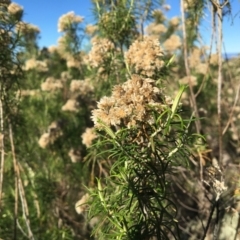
[223,53,240,59]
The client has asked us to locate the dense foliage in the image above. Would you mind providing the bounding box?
[0,0,239,239]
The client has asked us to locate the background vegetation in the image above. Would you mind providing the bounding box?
[0,0,240,239]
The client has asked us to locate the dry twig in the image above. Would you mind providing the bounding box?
[9,123,35,240]
[180,0,203,182]
[209,0,229,164]
[0,99,4,207]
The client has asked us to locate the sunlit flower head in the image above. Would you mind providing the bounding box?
[8,2,23,20]
[75,193,89,214]
[70,79,93,96]
[38,121,63,148]
[68,148,82,163]
[17,89,40,98]
[81,128,97,148]
[41,77,63,91]
[195,63,208,75]
[38,133,50,148]
[56,35,70,58]
[58,11,84,32]
[62,99,79,112]
[91,74,168,129]
[125,36,164,77]
[15,22,40,34]
[66,55,81,69]
[24,58,48,72]
[169,16,180,27]
[145,23,167,36]
[48,45,58,54]
[60,71,71,81]
[163,4,171,11]
[179,75,197,86]
[163,35,181,52]
[87,37,115,68]
[189,48,202,67]
[85,24,98,35]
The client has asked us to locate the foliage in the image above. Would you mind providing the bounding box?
[88,85,199,239]
[0,0,240,239]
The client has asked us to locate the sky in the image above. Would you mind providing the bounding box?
[15,0,240,54]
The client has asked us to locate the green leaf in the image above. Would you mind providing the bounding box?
[170,85,186,120]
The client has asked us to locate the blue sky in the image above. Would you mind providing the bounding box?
[15,0,240,54]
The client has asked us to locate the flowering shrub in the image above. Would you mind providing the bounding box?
[0,0,239,239]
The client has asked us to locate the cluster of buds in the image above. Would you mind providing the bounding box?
[38,120,63,148]
[204,158,227,201]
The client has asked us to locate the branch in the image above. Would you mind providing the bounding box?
[9,123,35,240]
[0,99,4,206]
[180,0,201,135]
[209,0,229,164]
[201,200,218,240]
[194,1,216,98]
[180,0,203,182]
